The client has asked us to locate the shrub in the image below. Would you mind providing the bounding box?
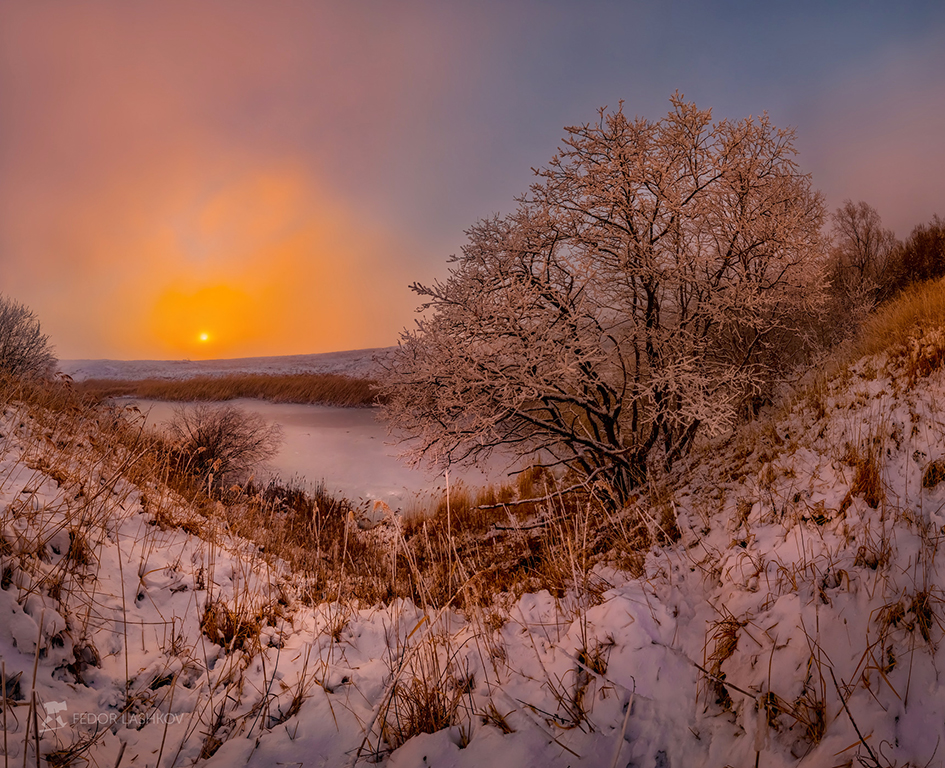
[0,294,56,379]
[167,404,282,488]
[886,215,945,297]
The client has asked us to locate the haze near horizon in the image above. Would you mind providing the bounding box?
[1,1,943,360]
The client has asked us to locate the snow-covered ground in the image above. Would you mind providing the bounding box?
[3,337,945,767]
[59,347,395,382]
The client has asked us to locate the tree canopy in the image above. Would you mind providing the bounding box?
[381,96,826,505]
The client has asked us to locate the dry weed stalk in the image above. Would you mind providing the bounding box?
[703,611,748,712]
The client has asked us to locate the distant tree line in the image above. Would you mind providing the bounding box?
[827,202,945,313]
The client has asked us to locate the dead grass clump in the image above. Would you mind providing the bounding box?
[840,440,885,510]
[883,326,945,386]
[392,481,637,609]
[852,453,884,510]
[703,613,746,711]
[43,730,105,768]
[516,464,552,499]
[804,374,829,422]
[67,528,93,567]
[877,591,943,646]
[403,470,548,539]
[909,590,940,645]
[763,685,827,750]
[239,488,389,604]
[578,637,612,678]
[922,458,945,489]
[77,372,380,407]
[480,702,515,734]
[200,599,281,654]
[382,646,465,750]
[854,540,891,571]
[647,482,682,544]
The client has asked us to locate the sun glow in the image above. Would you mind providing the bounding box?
[149,284,265,359]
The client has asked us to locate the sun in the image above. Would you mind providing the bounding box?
[198,332,210,343]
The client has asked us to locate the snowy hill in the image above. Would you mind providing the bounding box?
[3,322,945,766]
[59,347,395,382]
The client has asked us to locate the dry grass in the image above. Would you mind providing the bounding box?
[840,439,886,511]
[922,458,945,489]
[381,643,466,750]
[200,597,284,654]
[76,372,381,407]
[391,473,655,610]
[0,373,691,765]
[703,612,746,711]
[849,276,945,389]
[853,276,945,360]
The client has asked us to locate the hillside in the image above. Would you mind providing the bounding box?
[59,347,396,383]
[3,305,945,766]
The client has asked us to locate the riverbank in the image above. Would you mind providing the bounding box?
[74,371,380,407]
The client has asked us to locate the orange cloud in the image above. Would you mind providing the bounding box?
[0,3,461,360]
[90,163,419,360]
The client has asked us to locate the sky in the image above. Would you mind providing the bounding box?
[1,1,944,361]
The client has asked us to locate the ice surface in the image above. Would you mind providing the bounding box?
[131,398,521,509]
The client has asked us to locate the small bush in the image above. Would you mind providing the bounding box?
[168,404,282,488]
[0,295,56,379]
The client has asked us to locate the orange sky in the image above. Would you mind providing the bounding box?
[1,2,943,360]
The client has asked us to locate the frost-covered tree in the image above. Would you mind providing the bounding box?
[0,295,57,379]
[829,200,898,306]
[381,96,826,504]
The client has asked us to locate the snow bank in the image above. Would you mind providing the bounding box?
[2,343,945,767]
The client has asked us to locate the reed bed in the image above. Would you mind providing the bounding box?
[76,372,381,407]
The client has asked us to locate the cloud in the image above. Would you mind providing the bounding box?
[795,28,945,236]
[0,3,449,358]
[50,161,420,359]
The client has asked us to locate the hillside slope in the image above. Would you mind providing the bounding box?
[2,318,945,766]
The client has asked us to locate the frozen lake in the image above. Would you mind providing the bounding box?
[128,399,521,511]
